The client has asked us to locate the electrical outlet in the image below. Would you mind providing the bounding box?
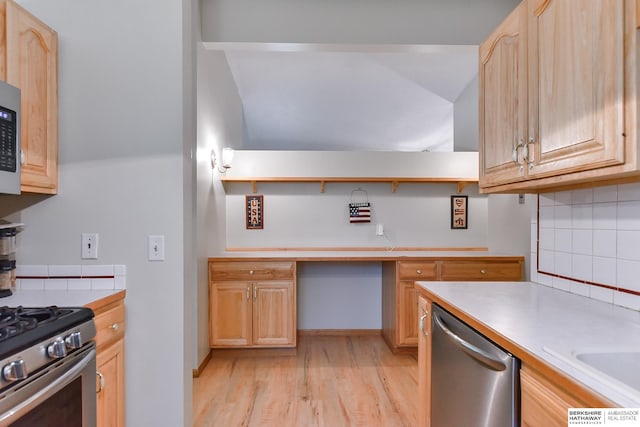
[148,235,165,261]
[81,233,98,259]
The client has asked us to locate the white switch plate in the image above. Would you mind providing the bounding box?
[148,235,165,261]
[81,233,98,259]
[376,223,384,236]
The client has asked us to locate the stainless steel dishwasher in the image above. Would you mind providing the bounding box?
[431,304,519,427]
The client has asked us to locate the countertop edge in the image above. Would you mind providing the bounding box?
[85,289,126,312]
[415,282,617,408]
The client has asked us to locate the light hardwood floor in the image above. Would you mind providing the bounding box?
[193,335,418,427]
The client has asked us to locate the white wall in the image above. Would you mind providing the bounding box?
[2,1,193,426]
[454,75,479,152]
[201,0,521,45]
[196,48,244,365]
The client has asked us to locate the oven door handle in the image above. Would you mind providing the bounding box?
[0,348,96,426]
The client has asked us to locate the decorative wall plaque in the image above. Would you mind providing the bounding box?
[451,195,468,229]
[246,195,264,229]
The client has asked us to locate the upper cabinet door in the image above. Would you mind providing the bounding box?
[5,1,58,194]
[479,2,528,188]
[527,0,624,178]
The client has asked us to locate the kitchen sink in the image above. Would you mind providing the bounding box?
[543,346,640,404]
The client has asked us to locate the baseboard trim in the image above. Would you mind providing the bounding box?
[297,329,382,337]
[192,350,212,378]
[210,347,297,358]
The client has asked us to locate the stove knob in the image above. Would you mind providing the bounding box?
[3,359,27,381]
[65,332,83,350]
[47,338,68,359]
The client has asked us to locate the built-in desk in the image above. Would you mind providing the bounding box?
[208,253,524,353]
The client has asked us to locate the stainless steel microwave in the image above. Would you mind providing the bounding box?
[0,80,20,195]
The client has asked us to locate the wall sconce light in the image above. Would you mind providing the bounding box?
[211,147,234,173]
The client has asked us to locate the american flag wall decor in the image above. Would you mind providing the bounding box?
[349,202,371,223]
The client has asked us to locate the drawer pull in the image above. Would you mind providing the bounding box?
[111,323,119,331]
[416,269,422,274]
[249,270,254,275]
[480,269,486,274]
[96,370,105,393]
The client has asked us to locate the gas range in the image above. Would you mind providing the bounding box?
[0,306,95,392]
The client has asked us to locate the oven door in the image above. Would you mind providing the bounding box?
[0,342,96,427]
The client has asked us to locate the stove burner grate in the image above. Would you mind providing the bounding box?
[0,306,74,343]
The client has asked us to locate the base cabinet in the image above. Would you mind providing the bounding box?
[417,296,431,427]
[94,297,126,427]
[382,257,523,352]
[209,261,296,348]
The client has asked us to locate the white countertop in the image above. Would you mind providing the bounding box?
[0,289,124,309]
[415,281,640,407]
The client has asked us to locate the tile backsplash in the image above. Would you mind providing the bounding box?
[531,182,640,311]
[15,264,126,291]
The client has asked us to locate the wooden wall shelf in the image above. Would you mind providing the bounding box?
[221,177,478,193]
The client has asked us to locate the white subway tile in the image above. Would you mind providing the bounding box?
[554,205,572,229]
[617,182,640,201]
[572,254,593,282]
[555,252,572,277]
[20,279,44,290]
[44,279,68,291]
[617,201,640,231]
[114,276,126,290]
[539,194,555,206]
[81,265,115,277]
[593,185,618,203]
[613,291,640,311]
[590,286,614,304]
[531,223,538,252]
[16,265,48,276]
[593,202,617,230]
[48,265,82,277]
[617,230,640,261]
[114,265,127,276]
[539,228,555,251]
[572,204,593,229]
[536,272,554,287]
[555,191,572,206]
[67,279,91,291]
[555,229,571,253]
[539,250,555,272]
[617,259,640,292]
[593,256,616,286]
[539,206,554,228]
[572,229,592,255]
[593,230,616,258]
[91,278,115,290]
[552,277,572,292]
[572,188,593,205]
[570,282,591,297]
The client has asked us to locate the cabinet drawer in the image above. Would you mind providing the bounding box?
[95,301,125,349]
[440,261,522,281]
[397,261,438,280]
[210,261,295,281]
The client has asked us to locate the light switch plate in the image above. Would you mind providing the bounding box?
[81,233,98,259]
[148,235,165,261]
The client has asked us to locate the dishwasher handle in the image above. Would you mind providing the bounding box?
[432,312,507,372]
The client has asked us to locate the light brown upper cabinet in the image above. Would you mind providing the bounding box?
[480,0,633,193]
[1,0,58,194]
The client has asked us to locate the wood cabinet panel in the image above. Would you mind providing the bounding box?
[417,296,431,427]
[397,261,438,281]
[439,260,523,281]
[252,281,296,346]
[210,261,294,281]
[3,0,58,193]
[209,281,252,347]
[398,281,419,346]
[479,1,528,188]
[521,367,583,427]
[97,338,125,427]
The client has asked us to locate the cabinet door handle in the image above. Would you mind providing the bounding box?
[246,287,250,300]
[512,139,525,172]
[524,137,535,169]
[96,370,105,394]
[419,312,429,336]
[253,287,257,300]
